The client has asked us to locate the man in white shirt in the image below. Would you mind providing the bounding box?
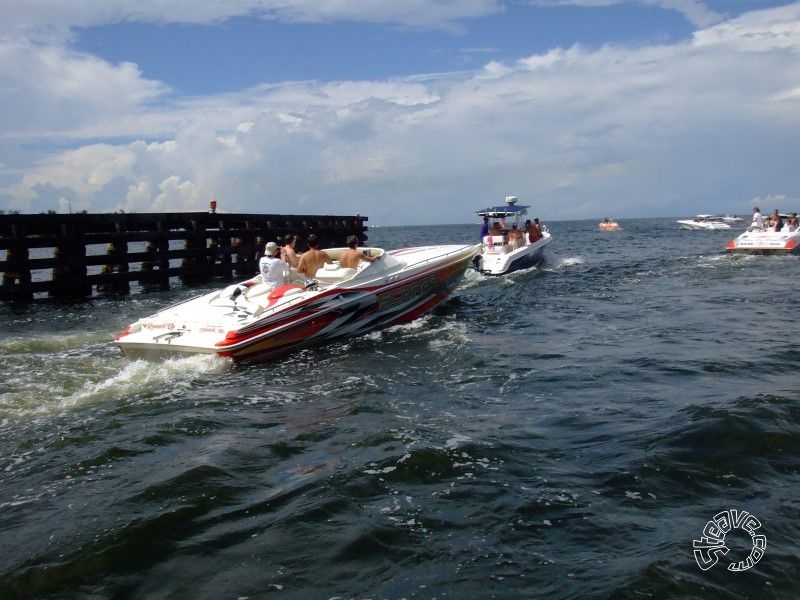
[259,241,289,289]
[751,206,764,231]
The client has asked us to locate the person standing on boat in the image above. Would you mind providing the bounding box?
[297,234,332,278]
[751,207,764,231]
[532,218,543,239]
[479,216,490,241]
[507,224,523,250]
[769,209,783,231]
[259,241,289,289]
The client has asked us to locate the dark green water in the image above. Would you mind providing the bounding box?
[1,219,797,599]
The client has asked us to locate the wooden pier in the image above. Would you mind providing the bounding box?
[0,211,367,304]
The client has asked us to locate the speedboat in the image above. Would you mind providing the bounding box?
[598,218,621,231]
[676,215,731,230]
[726,215,800,255]
[473,196,552,275]
[115,244,479,364]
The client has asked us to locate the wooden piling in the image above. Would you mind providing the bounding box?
[0,211,368,304]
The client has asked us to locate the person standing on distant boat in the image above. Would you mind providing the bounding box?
[769,209,783,232]
[259,241,289,289]
[532,218,543,238]
[479,216,490,241]
[339,235,379,269]
[751,206,764,230]
[524,219,538,243]
[507,224,523,250]
[297,234,332,278]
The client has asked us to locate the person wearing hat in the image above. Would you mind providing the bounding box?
[259,241,290,289]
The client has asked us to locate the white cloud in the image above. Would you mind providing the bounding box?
[693,2,800,49]
[0,2,799,222]
[2,0,504,37]
[0,39,167,140]
[531,0,724,28]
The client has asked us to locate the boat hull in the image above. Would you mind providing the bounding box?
[725,230,800,255]
[473,232,551,276]
[115,244,479,364]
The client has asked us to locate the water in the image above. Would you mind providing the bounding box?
[1,218,798,599]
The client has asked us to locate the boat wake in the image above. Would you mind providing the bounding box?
[0,354,230,419]
[546,256,584,271]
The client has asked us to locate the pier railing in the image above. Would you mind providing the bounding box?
[0,212,367,304]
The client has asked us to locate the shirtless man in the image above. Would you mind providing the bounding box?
[297,234,332,277]
[281,234,300,268]
[507,224,523,250]
[338,235,379,269]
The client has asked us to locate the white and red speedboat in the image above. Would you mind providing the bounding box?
[725,215,800,255]
[115,244,478,364]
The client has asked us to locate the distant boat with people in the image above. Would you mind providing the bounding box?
[472,196,552,275]
[598,218,621,231]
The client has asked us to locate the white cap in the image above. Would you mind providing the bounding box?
[265,241,279,256]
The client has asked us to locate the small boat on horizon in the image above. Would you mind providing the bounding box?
[472,196,552,275]
[115,243,479,364]
[598,218,621,230]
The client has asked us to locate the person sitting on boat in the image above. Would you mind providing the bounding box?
[297,234,332,277]
[507,224,523,250]
[751,206,764,231]
[769,209,783,232]
[259,241,290,289]
[281,234,300,268]
[479,216,490,241]
[789,213,799,231]
[339,235,379,269]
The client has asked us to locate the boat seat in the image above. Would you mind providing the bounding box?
[314,263,357,284]
[485,235,506,254]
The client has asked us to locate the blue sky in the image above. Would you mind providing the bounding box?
[1,1,799,225]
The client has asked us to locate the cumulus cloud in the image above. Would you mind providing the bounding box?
[0,40,167,141]
[2,0,504,38]
[0,2,798,222]
[531,0,724,28]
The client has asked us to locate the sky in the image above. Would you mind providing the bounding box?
[0,0,798,225]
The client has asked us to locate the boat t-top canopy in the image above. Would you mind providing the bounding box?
[475,196,529,218]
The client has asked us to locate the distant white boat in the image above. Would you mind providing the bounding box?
[472,196,552,275]
[676,215,731,230]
